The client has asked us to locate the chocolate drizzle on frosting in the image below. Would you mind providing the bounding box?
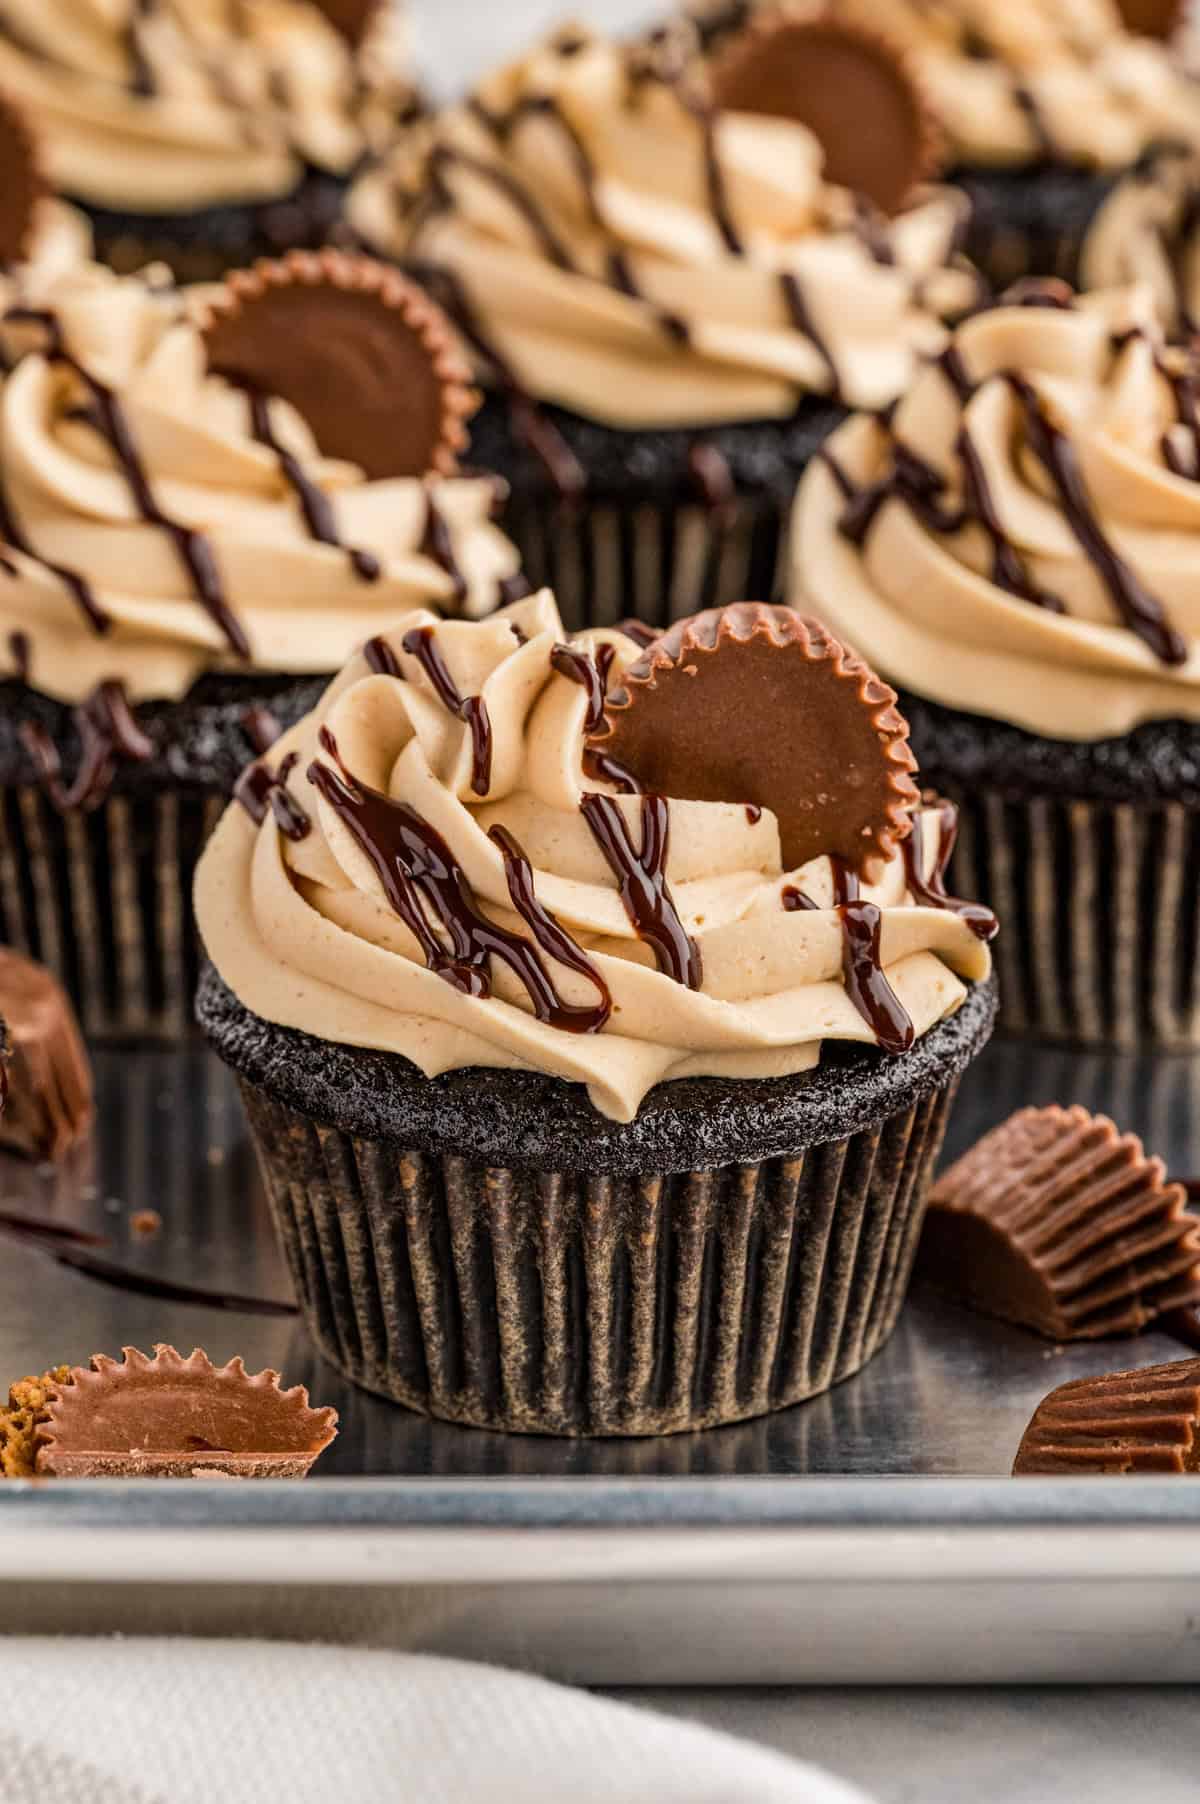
[243,385,381,583]
[829,858,914,1056]
[234,751,311,841]
[902,799,998,942]
[401,623,493,796]
[550,642,616,735]
[420,490,468,609]
[20,680,154,813]
[308,733,611,1032]
[580,793,703,990]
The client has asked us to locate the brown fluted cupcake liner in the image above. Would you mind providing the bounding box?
[940,786,1200,1049]
[238,1076,958,1437]
[505,495,792,636]
[0,782,224,1042]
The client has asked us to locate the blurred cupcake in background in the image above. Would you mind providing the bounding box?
[0,248,521,1041]
[349,16,975,632]
[692,0,1200,296]
[0,0,421,281]
[793,281,1200,1050]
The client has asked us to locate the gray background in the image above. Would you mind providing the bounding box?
[411,5,1199,1797]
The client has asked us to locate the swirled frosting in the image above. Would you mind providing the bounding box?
[347,27,975,426]
[1081,150,1200,335]
[194,592,992,1123]
[0,0,415,213]
[0,197,92,316]
[692,0,1200,170]
[792,286,1200,740]
[0,263,520,705]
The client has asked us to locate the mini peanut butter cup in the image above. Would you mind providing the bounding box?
[0,949,94,1163]
[1113,0,1185,39]
[1014,1358,1200,1475]
[35,1346,338,1479]
[0,91,44,268]
[708,10,942,216]
[592,603,919,878]
[920,1106,1200,1341]
[200,249,477,480]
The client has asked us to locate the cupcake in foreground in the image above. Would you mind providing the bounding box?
[794,282,1200,1049]
[349,18,975,632]
[196,597,996,1436]
[0,0,419,281]
[692,0,1200,294]
[0,1346,337,1479]
[0,248,521,1041]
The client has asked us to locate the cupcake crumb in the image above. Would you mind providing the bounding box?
[0,1367,70,1478]
[130,1209,161,1239]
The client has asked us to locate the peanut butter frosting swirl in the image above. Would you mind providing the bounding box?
[793,286,1200,740]
[0,264,520,705]
[347,27,975,427]
[194,594,992,1124]
[692,0,1200,170]
[0,0,414,213]
[1081,149,1200,335]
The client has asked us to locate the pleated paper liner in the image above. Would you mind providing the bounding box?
[509,495,793,637]
[1013,1357,1200,1475]
[922,785,1200,1050]
[238,1076,958,1438]
[0,782,224,1042]
[947,162,1120,292]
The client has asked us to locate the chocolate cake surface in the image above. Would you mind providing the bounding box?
[197,963,996,1176]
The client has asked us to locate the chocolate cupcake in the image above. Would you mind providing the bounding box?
[692,1,1200,294]
[0,0,419,282]
[347,19,975,633]
[0,249,522,1040]
[196,597,996,1436]
[794,282,1200,1049]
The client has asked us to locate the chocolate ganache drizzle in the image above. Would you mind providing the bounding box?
[349,25,974,440]
[196,594,993,1123]
[795,288,1200,740]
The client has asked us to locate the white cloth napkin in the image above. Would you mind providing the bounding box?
[0,1640,872,1804]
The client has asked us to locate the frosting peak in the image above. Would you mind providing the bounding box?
[349,26,975,426]
[195,596,992,1122]
[0,263,520,704]
[794,285,1200,738]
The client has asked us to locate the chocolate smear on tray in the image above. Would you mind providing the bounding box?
[592,603,918,879]
[35,1346,337,1479]
[0,92,43,268]
[920,1106,1200,1342]
[0,949,93,1162]
[201,250,477,480]
[0,1367,69,1479]
[1013,1357,1200,1475]
[708,11,941,216]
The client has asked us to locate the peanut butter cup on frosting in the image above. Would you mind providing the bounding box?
[202,250,477,481]
[708,11,942,217]
[794,282,1200,1048]
[0,89,44,268]
[695,0,1200,296]
[593,603,919,876]
[34,1346,337,1479]
[348,21,975,632]
[196,593,995,1435]
[920,1105,1200,1342]
[0,255,521,1041]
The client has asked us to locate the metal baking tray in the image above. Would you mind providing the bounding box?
[3,1035,1200,1683]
